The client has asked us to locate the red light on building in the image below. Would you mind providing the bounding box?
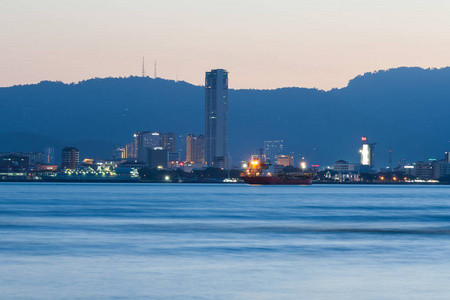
[361,137,367,141]
[311,165,320,168]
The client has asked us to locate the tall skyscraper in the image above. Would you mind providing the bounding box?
[205,69,229,167]
[44,147,55,164]
[61,147,79,169]
[177,134,186,162]
[264,140,284,164]
[134,131,150,162]
[360,137,376,169]
[162,132,176,152]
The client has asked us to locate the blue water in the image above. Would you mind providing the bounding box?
[1,183,450,299]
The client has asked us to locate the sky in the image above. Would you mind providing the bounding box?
[1,0,450,90]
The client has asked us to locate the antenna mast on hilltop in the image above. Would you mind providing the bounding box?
[154,61,157,78]
[142,57,146,77]
[389,147,392,171]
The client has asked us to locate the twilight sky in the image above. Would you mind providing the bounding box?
[1,0,449,90]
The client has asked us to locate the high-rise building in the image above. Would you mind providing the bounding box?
[134,131,150,162]
[186,134,206,163]
[264,140,283,164]
[44,147,55,164]
[276,155,294,167]
[196,134,205,164]
[113,146,126,160]
[177,134,186,162]
[61,147,79,169]
[205,69,229,167]
[134,131,161,162]
[445,151,450,163]
[360,137,376,169]
[162,132,176,152]
[144,132,162,148]
[125,142,135,159]
[28,152,45,165]
[134,131,176,162]
[186,134,197,163]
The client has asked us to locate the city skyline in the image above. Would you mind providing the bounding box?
[2,1,450,90]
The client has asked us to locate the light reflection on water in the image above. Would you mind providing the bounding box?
[1,183,450,299]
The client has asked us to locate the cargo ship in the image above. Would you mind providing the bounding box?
[240,155,314,185]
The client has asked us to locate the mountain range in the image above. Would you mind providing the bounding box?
[1,67,450,168]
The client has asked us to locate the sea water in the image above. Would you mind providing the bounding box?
[1,183,450,299]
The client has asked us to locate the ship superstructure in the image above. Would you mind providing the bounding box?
[240,154,314,185]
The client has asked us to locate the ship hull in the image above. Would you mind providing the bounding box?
[241,175,313,185]
[40,175,139,183]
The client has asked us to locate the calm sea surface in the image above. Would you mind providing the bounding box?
[1,183,450,299]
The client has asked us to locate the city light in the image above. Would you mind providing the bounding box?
[361,144,370,165]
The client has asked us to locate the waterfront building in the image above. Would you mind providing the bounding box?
[276,155,294,167]
[61,147,79,170]
[445,151,450,163]
[0,154,30,172]
[44,147,55,164]
[182,162,208,173]
[432,160,450,179]
[205,69,229,168]
[147,148,168,169]
[36,164,58,172]
[359,137,376,169]
[113,146,126,160]
[28,152,45,165]
[333,160,361,172]
[334,160,350,171]
[264,140,283,164]
[118,160,146,170]
[124,143,135,159]
[415,161,433,180]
